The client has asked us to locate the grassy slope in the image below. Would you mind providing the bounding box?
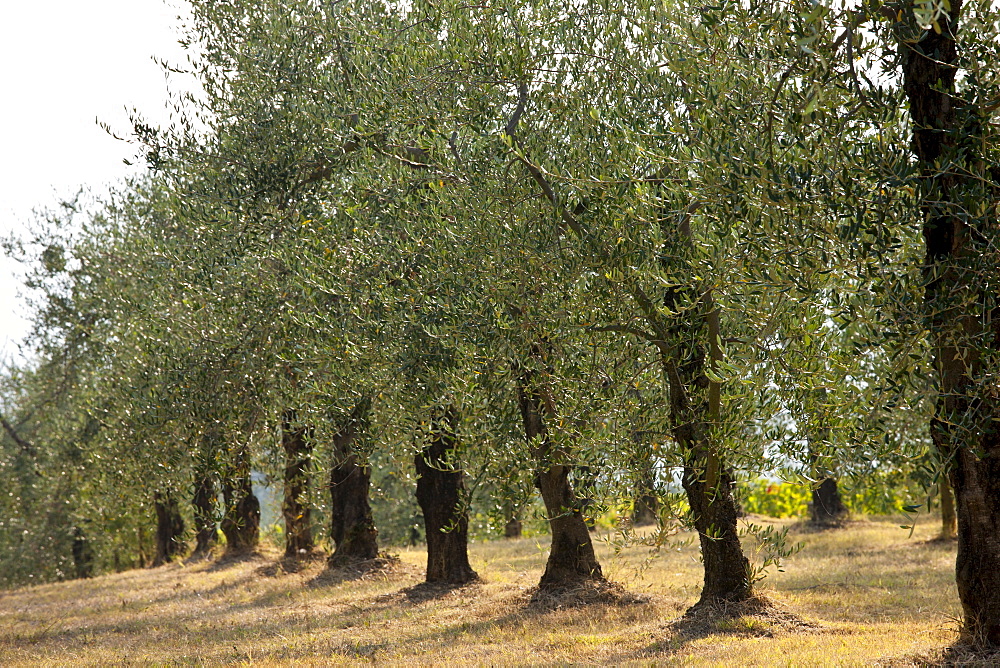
[0,515,959,666]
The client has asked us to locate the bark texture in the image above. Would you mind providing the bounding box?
[661,285,752,606]
[328,399,379,565]
[414,406,478,584]
[517,360,603,589]
[902,1,1000,645]
[940,474,959,541]
[281,410,314,558]
[152,492,186,566]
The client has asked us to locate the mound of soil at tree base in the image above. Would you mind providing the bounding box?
[307,553,413,586]
[254,550,327,577]
[670,595,819,639]
[528,579,649,610]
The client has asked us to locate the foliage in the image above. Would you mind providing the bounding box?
[0,0,996,610]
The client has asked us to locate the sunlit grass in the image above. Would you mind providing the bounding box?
[0,514,960,666]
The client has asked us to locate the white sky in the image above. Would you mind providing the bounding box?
[0,0,190,363]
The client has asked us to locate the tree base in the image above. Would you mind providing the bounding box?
[326,551,399,573]
[401,577,482,602]
[311,553,405,588]
[676,595,816,638]
[529,579,646,609]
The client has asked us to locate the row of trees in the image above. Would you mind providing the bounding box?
[1,0,998,647]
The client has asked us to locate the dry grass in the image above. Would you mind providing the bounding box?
[0,515,967,666]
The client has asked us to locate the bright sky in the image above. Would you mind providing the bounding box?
[0,0,190,363]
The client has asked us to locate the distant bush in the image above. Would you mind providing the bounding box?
[739,479,810,518]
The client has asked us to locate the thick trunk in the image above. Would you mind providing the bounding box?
[952,449,1000,644]
[517,365,603,589]
[152,492,185,566]
[810,478,848,525]
[282,410,314,559]
[414,406,478,584]
[902,1,1000,646]
[220,447,260,555]
[662,328,752,606]
[328,399,379,565]
[681,465,751,602]
[191,472,217,556]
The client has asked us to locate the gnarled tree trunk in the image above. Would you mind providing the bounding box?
[661,284,752,608]
[329,399,379,566]
[414,406,478,584]
[901,2,1000,645]
[282,410,314,558]
[152,492,185,566]
[517,359,603,590]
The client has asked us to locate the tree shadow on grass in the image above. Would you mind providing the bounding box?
[527,579,649,610]
[390,583,659,652]
[203,550,267,572]
[394,578,483,603]
[254,551,326,577]
[633,596,821,660]
[890,642,1000,667]
[304,553,416,588]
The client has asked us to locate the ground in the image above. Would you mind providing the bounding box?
[0,515,965,666]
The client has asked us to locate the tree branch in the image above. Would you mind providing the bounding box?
[1,414,35,455]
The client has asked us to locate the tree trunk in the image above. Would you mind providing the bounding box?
[661,303,753,606]
[810,478,848,525]
[70,525,93,578]
[282,410,314,559]
[901,2,1000,645]
[680,463,751,603]
[940,474,958,541]
[633,459,659,526]
[328,399,379,566]
[504,515,523,538]
[516,361,603,589]
[191,472,217,556]
[220,443,260,555]
[414,406,478,584]
[152,492,185,566]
